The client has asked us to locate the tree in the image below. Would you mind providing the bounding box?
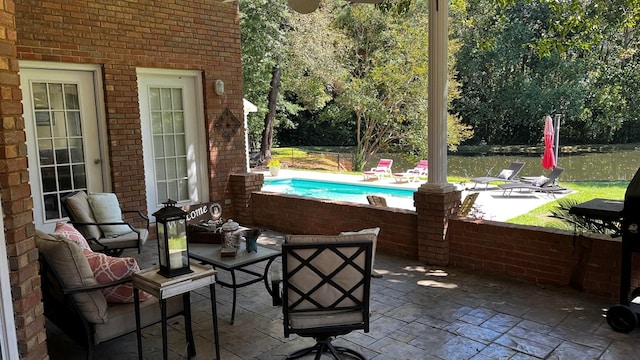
[259,66,282,162]
[239,0,290,158]
[453,1,590,145]
[314,0,471,170]
[453,0,640,145]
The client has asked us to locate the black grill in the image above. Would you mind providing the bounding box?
[607,167,640,333]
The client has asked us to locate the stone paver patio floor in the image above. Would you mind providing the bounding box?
[46,232,640,360]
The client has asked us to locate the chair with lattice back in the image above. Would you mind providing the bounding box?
[281,233,374,360]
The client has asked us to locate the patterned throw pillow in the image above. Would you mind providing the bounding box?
[54,222,92,250]
[83,250,151,303]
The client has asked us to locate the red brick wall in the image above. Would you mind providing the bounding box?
[250,192,419,259]
[6,1,245,359]
[415,189,461,265]
[0,1,49,359]
[230,173,264,224]
[14,0,246,211]
[447,218,635,299]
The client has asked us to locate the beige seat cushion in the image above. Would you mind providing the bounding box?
[93,295,183,344]
[35,230,108,324]
[88,229,149,252]
[64,191,102,240]
[289,309,364,330]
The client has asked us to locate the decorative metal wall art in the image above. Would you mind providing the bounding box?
[215,108,240,140]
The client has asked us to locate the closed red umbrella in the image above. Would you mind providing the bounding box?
[542,115,556,170]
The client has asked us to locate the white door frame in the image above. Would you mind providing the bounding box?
[19,61,110,186]
[137,68,208,216]
[0,198,19,360]
[19,61,110,232]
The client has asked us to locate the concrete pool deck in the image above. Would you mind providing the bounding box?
[259,169,570,222]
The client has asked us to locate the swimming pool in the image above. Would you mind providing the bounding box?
[261,178,416,208]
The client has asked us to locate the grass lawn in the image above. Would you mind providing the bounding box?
[506,181,627,230]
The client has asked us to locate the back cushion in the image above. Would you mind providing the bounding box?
[63,191,102,240]
[339,228,380,268]
[35,230,108,324]
[88,193,133,238]
[285,233,376,245]
[284,233,374,310]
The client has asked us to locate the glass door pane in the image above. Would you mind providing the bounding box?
[30,81,87,220]
[149,87,189,203]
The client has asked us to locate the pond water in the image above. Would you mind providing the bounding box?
[384,148,639,182]
[448,150,639,181]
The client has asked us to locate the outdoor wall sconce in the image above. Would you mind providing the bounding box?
[153,199,192,278]
[215,79,225,95]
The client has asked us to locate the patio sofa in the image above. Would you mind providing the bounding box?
[36,230,185,360]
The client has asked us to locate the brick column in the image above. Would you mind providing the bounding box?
[415,184,461,265]
[229,172,264,225]
[0,1,48,359]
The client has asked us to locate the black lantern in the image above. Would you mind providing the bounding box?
[153,199,192,278]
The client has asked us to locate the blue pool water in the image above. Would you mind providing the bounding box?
[261,178,415,205]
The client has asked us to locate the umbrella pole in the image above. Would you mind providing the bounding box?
[554,114,561,167]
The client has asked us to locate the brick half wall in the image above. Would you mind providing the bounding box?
[250,192,418,259]
[448,218,640,299]
[246,190,640,300]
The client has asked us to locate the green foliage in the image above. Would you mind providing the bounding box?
[240,0,290,149]
[453,1,587,145]
[331,1,472,169]
[241,0,472,162]
[284,4,349,111]
[507,181,627,229]
[241,0,640,154]
[452,0,640,145]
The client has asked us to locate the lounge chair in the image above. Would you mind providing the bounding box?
[499,167,565,197]
[363,159,393,180]
[367,195,388,207]
[458,192,479,217]
[470,161,526,189]
[393,160,428,183]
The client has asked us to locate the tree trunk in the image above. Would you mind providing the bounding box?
[259,65,282,164]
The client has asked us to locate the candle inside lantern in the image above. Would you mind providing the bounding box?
[169,250,184,269]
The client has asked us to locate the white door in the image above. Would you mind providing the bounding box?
[21,66,106,231]
[138,70,207,216]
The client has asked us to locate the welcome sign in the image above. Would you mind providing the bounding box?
[181,202,223,224]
